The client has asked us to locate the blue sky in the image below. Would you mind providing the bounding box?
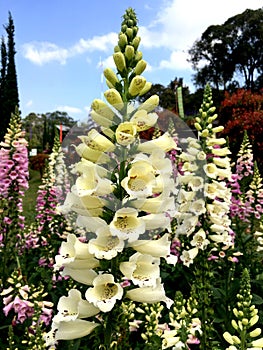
[0,0,262,121]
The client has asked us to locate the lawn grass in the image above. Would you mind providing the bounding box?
[23,168,42,224]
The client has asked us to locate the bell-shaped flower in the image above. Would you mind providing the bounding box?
[120,252,160,287]
[180,247,198,267]
[121,159,156,198]
[75,165,113,197]
[130,109,158,132]
[116,122,137,146]
[138,132,177,153]
[128,233,171,259]
[76,215,108,233]
[88,226,125,260]
[61,266,98,285]
[58,190,106,217]
[109,207,146,242]
[126,277,173,308]
[190,229,210,250]
[45,319,99,346]
[85,274,123,312]
[132,190,175,214]
[54,233,99,271]
[53,289,100,323]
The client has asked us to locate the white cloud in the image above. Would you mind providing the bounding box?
[140,0,263,51]
[56,105,83,115]
[22,32,117,65]
[22,42,69,65]
[159,50,191,70]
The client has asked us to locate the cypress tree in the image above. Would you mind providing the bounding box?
[0,37,7,141]
[0,12,19,142]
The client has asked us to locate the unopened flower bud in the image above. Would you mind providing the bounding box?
[212,126,224,133]
[126,27,133,39]
[128,76,146,96]
[231,320,238,330]
[242,318,249,325]
[194,122,202,131]
[138,94,159,112]
[113,52,126,72]
[223,332,234,345]
[91,99,115,119]
[138,82,152,96]
[134,51,143,62]
[104,89,124,110]
[104,68,119,87]
[250,315,259,327]
[133,26,138,36]
[232,336,241,344]
[118,33,128,49]
[207,114,218,122]
[132,36,141,50]
[125,45,135,61]
[249,328,262,337]
[201,129,209,137]
[114,45,121,53]
[106,79,115,89]
[134,59,147,75]
[208,106,216,114]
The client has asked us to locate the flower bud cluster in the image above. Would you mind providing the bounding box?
[1,269,53,326]
[162,291,201,349]
[223,268,263,349]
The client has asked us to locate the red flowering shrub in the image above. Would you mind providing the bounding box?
[219,89,263,170]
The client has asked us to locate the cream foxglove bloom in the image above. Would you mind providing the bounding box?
[45,319,99,346]
[180,247,198,267]
[75,166,113,197]
[189,198,206,215]
[116,122,137,146]
[53,289,99,323]
[109,207,146,242]
[85,274,123,312]
[203,163,218,179]
[175,214,199,236]
[132,191,175,214]
[126,277,173,308]
[61,266,97,285]
[130,109,158,132]
[128,233,171,259]
[75,142,110,164]
[79,129,115,152]
[212,147,231,156]
[54,234,99,271]
[138,132,177,153]
[161,330,180,349]
[120,252,160,287]
[190,229,210,250]
[88,226,125,260]
[58,191,105,217]
[121,159,156,198]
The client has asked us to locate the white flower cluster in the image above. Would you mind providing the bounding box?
[174,85,234,266]
[45,42,178,346]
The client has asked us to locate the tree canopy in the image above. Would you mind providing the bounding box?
[188,8,263,91]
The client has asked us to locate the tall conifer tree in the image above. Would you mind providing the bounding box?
[0,12,19,142]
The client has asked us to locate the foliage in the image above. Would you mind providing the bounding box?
[22,111,76,152]
[188,8,263,91]
[219,88,263,172]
